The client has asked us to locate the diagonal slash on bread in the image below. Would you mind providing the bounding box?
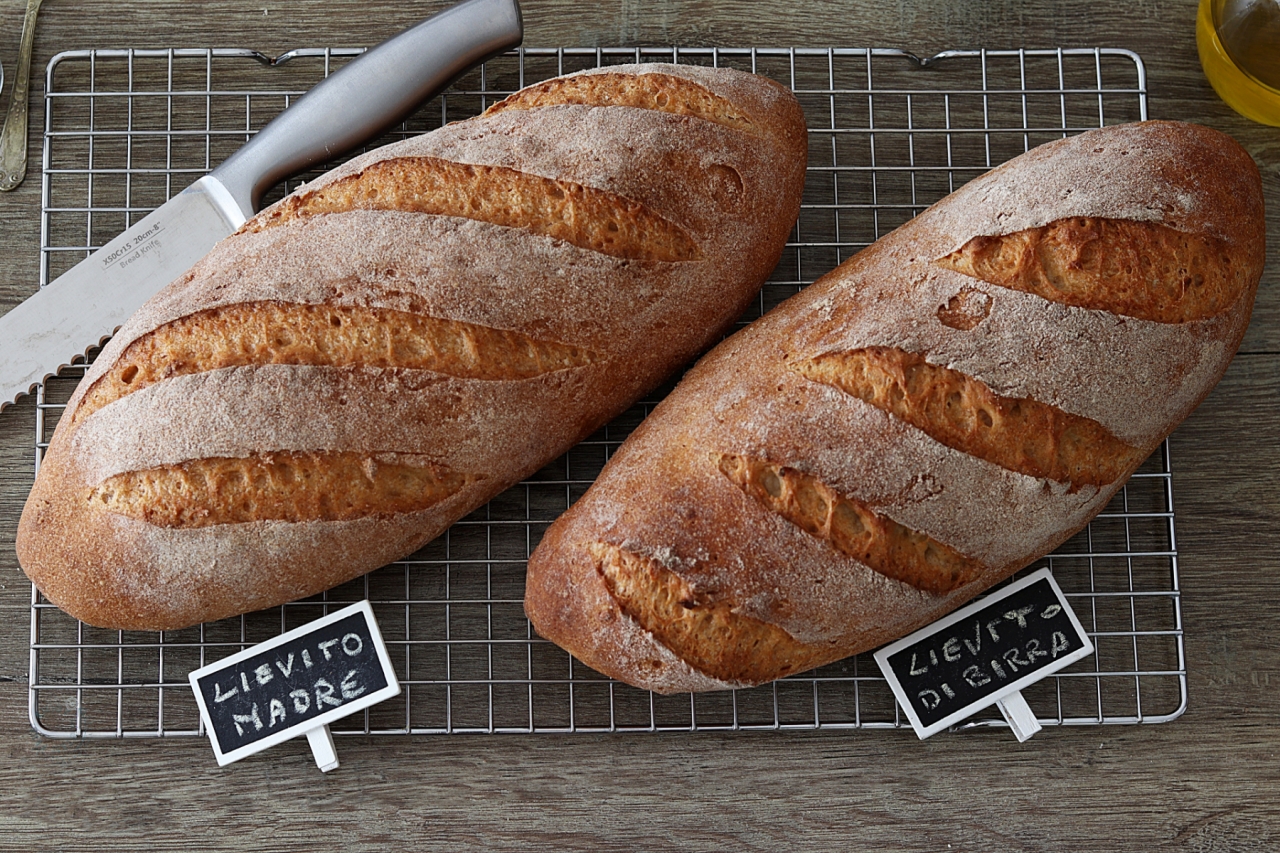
[17,63,810,630]
[524,121,1265,693]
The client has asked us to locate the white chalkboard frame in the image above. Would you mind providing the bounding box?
[874,569,1095,740]
[188,600,401,766]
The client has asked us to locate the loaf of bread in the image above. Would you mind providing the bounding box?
[524,121,1265,694]
[17,63,808,630]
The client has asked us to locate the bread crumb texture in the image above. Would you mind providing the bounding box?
[484,71,760,137]
[247,156,700,263]
[89,451,465,528]
[936,216,1246,323]
[76,301,596,422]
[795,347,1145,488]
[716,453,982,595]
[591,542,830,684]
[935,285,993,330]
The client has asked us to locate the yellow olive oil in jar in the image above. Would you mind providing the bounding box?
[1197,0,1280,125]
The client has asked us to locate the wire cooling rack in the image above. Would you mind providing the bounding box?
[28,46,1186,738]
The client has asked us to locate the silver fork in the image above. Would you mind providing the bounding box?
[0,0,45,192]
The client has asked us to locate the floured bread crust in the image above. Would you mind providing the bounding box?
[17,64,808,630]
[524,121,1265,693]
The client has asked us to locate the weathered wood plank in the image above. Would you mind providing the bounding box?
[0,1,1277,849]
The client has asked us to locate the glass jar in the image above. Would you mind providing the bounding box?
[1196,0,1280,126]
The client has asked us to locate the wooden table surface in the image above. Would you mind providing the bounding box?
[0,0,1276,849]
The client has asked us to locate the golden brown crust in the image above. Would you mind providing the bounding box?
[17,64,808,630]
[591,542,835,685]
[935,216,1249,323]
[523,121,1265,693]
[483,71,762,137]
[245,156,702,262]
[795,346,1145,488]
[89,451,467,528]
[76,301,598,423]
[715,453,984,595]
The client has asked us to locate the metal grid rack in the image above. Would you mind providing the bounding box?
[28,46,1186,738]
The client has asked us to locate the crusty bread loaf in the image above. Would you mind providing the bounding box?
[17,63,808,630]
[523,121,1265,694]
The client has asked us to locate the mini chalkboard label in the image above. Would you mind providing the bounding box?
[189,600,400,769]
[874,568,1093,740]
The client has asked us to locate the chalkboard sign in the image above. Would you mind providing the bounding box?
[874,568,1093,739]
[189,600,400,767]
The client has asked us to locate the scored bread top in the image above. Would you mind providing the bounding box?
[62,62,806,436]
[923,121,1263,249]
[19,63,809,630]
[523,121,1265,693]
[800,122,1264,449]
[66,71,804,419]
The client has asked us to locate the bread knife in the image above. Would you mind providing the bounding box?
[0,0,523,412]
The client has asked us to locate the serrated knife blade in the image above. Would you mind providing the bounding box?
[0,0,523,411]
[0,176,244,407]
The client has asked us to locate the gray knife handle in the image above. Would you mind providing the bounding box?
[209,0,523,215]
